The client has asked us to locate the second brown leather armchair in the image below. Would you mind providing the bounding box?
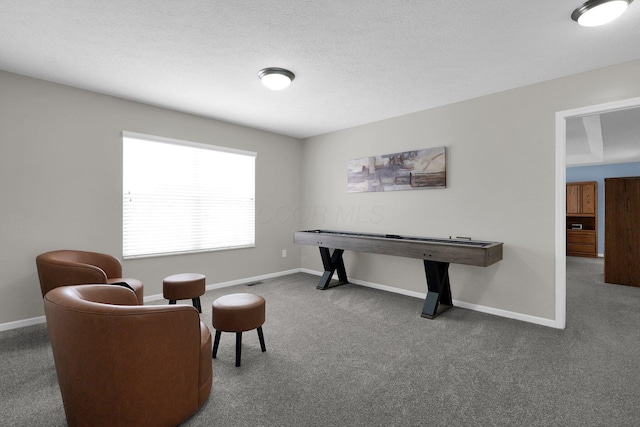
[36,249,144,304]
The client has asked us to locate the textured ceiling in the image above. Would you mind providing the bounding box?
[1,1,640,138]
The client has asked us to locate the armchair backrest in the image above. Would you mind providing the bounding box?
[36,250,123,297]
[44,285,212,427]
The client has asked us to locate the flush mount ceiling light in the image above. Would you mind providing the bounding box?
[571,0,633,26]
[258,67,295,90]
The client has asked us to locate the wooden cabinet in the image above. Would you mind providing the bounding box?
[604,177,640,286]
[567,230,596,257]
[566,181,597,258]
[567,182,596,215]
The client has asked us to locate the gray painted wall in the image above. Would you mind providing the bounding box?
[3,59,640,328]
[300,59,640,323]
[0,70,302,325]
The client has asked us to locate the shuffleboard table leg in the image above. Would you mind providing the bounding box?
[317,247,349,290]
[421,260,453,319]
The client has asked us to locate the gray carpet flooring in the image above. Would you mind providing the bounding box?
[2,257,640,426]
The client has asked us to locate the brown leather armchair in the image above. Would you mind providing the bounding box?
[44,284,213,427]
[36,249,144,304]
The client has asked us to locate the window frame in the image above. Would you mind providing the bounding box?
[122,131,257,259]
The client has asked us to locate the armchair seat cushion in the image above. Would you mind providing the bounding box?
[106,277,144,305]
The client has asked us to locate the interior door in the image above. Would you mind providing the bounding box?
[605,177,640,286]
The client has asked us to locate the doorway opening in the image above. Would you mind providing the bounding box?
[555,96,640,329]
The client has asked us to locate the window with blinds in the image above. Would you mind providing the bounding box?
[122,131,256,259]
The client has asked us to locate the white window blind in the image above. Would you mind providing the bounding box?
[123,131,256,259]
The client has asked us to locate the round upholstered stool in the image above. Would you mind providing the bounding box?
[163,273,206,313]
[212,293,266,367]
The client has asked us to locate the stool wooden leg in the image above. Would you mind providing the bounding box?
[235,332,242,367]
[212,330,221,359]
[192,297,202,313]
[257,326,266,352]
[168,300,176,305]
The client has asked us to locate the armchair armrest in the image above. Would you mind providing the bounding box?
[76,251,123,279]
[36,257,108,296]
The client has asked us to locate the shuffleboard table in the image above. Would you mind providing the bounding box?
[294,230,503,319]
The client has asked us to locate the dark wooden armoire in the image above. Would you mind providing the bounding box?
[605,176,640,287]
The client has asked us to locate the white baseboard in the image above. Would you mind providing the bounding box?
[452,300,557,328]
[0,315,46,332]
[301,268,556,328]
[143,268,303,303]
[1,269,304,332]
[2,267,555,331]
[206,268,303,290]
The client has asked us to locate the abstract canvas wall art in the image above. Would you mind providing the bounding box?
[347,146,446,193]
